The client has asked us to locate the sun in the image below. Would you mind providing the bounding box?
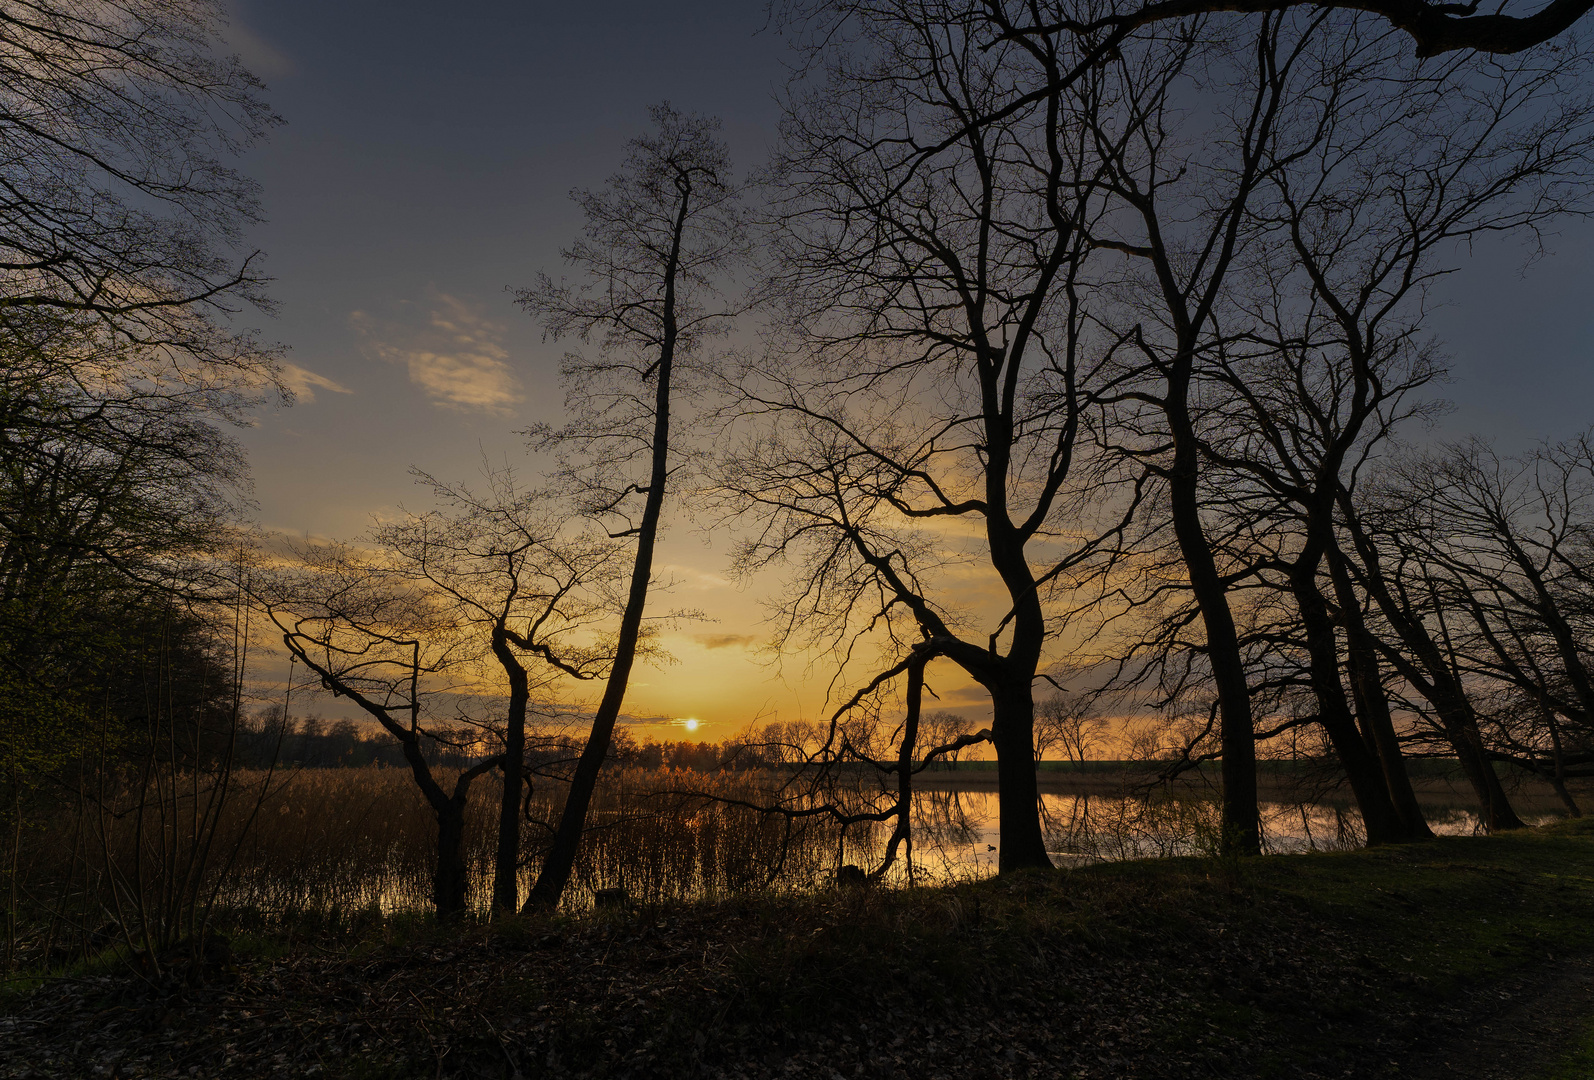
[681,718,700,733]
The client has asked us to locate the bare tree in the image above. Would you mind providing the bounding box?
[1338,478,1529,829]
[1373,436,1594,814]
[515,104,746,910]
[256,544,499,920]
[725,0,1152,872]
[1056,15,1331,855]
[919,711,975,769]
[973,0,1594,62]
[1193,22,1589,839]
[1034,691,1104,764]
[368,467,621,915]
[0,1,282,383]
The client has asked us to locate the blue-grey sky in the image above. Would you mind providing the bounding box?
[229,0,788,538]
[225,2,1593,730]
[1432,227,1594,445]
[227,1,798,732]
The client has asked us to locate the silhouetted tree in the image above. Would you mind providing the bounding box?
[1034,691,1104,764]
[0,0,281,377]
[372,466,619,914]
[256,544,500,919]
[516,105,747,910]
[727,0,1142,871]
[970,0,1594,61]
[1374,436,1594,814]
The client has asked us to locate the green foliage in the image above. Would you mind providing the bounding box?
[0,316,248,782]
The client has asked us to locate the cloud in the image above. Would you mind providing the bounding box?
[692,633,758,651]
[354,294,523,413]
[617,714,676,727]
[659,564,732,591]
[942,684,996,707]
[280,363,353,404]
[223,14,296,80]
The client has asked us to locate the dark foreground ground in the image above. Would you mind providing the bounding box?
[5,821,1594,1079]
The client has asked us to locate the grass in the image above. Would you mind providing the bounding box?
[413,821,1594,1073]
[1539,1022,1594,1080]
[599,817,1594,1077]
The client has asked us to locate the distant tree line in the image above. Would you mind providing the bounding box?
[231,713,799,774]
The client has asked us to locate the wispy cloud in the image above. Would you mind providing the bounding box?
[354,294,523,414]
[280,362,353,404]
[659,564,732,592]
[223,11,296,80]
[692,632,758,651]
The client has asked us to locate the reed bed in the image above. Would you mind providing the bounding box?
[11,766,881,935]
[227,767,450,917]
[9,763,1524,963]
[568,768,862,902]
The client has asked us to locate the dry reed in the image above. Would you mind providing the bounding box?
[11,764,1515,951]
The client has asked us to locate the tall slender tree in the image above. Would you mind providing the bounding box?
[516,105,746,909]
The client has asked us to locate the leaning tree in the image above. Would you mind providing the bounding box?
[515,104,747,909]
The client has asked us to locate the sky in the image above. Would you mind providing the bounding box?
[224,1,1594,741]
[226,0,815,738]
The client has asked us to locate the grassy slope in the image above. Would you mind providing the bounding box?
[681,817,1594,1079]
[7,820,1594,1079]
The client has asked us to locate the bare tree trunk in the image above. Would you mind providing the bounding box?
[1450,714,1526,832]
[280,637,502,921]
[434,799,468,919]
[1289,522,1408,845]
[524,368,668,910]
[983,515,1054,870]
[431,762,499,920]
[491,629,528,914]
[1168,421,1260,856]
[523,173,689,913]
[989,677,1051,871]
[1339,502,1526,831]
[872,658,924,881]
[1543,704,1581,817]
[1328,549,1433,839]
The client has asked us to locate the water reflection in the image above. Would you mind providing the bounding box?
[216,771,1561,916]
[885,789,1500,884]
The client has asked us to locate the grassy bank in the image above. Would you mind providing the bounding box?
[6,820,1594,1078]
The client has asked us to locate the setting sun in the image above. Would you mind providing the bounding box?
[681,718,700,733]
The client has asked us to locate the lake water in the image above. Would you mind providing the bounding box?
[877,789,1513,883]
[219,769,1571,915]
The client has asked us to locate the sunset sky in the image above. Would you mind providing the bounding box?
[227,0,1594,741]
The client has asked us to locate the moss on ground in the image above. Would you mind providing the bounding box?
[1538,1019,1594,1080]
